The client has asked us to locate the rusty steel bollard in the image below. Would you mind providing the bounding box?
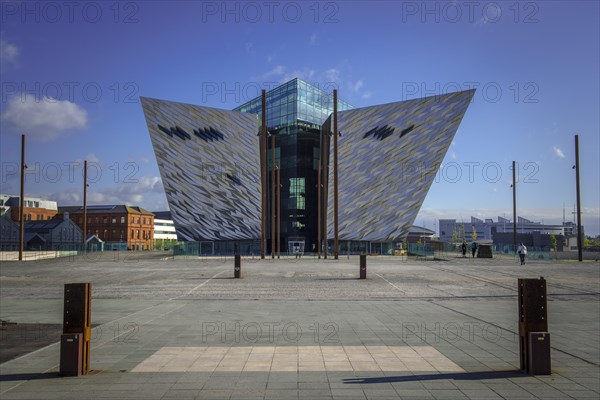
[234,254,242,278]
[518,277,550,375]
[360,254,367,279]
[60,283,91,376]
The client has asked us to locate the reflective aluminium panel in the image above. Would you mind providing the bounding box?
[326,90,475,242]
[141,97,261,241]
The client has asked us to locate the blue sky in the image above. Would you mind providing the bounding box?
[1,1,598,236]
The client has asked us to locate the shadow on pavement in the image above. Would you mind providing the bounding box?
[343,370,525,384]
[0,372,60,382]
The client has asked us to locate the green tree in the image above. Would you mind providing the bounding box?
[451,228,458,243]
[550,234,557,259]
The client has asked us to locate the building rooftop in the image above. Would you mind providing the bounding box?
[234,78,353,131]
[153,211,172,220]
[57,205,154,215]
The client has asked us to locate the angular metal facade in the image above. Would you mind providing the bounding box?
[325,90,475,242]
[141,97,261,241]
[141,84,475,247]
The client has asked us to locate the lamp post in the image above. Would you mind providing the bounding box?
[261,90,267,259]
[82,160,88,253]
[271,133,276,259]
[317,159,322,259]
[322,122,328,260]
[333,89,339,260]
[18,134,26,261]
[512,161,517,249]
[276,163,281,258]
[574,135,583,262]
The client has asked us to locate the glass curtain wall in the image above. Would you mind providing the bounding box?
[235,79,352,252]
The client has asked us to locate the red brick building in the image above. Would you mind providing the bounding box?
[58,205,154,250]
[1,195,58,222]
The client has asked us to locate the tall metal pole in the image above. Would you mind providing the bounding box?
[575,135,583,262]
[261,90,267,259]
[82,160,88,253]
[317,159,322,258]
[512,161,517,249]
[271,134,276,259]
[323,127,328,259]
[18,134,25,261]
[277,164,281,259]
[333,89,339,260]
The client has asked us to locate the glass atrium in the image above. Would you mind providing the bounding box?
[234,78,353,252]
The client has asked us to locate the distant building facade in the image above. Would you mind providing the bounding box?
[0,214,20,250]
[58,205,155,251]
[24,216,83,250]
[439,216,578,243]
[142,78,475,255]
[153,211,177,246]
[406,226,436,243]
[492,232,565,251]
[0,194,58,222]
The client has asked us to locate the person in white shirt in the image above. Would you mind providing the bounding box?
[517,243,527,265]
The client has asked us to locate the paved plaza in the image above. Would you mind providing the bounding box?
[0,253,599,399]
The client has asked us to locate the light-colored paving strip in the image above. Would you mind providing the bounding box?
[131,345,464,373]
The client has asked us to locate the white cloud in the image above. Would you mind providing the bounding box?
[324,68,340,83]
[245,42,254,55]
[86,153,101,163]
[1,95,88,141]
[0,39,19,66]
[450,151,457,160]
[253,65,317,84]
[266,55,273,63]
[361,91,373,100]
[350,80,363,92]
[48,176,164,206]
[309,33,317,45]
[75,153,101,164]
[553,146,565,158]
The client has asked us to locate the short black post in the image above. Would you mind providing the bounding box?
[234,254,242,278]
[360,254,367,279]
[61,283,91,376]
[518,277,550,374]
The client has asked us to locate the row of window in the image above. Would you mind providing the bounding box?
[23,214,52,221]
[78,216,153,225]
[88,229,152,241]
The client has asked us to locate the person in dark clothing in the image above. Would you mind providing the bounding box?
[517,243,527,265]
[471,242,478,258]
[461,241,467,258]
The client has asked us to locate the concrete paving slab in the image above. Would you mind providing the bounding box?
[0,255,598,399]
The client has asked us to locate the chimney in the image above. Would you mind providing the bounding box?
[64,211,69,220]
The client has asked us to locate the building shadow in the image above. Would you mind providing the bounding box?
[343,370,525,384]
[0,372,60,382]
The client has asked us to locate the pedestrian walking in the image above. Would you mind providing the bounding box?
[471,242,478,258]
[461,241,467,258]
[517,243,527,265]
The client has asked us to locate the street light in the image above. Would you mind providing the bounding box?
[18,134,26,261]
[82,160,88,253]
[512,161,517,249]
[574,134,583,262]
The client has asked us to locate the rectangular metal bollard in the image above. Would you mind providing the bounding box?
[59,333,83,376]
[234,254,242,278]
[518,277,548,374]
[63,283,92,375]
[360,254,367,279]
[528,332,551,375]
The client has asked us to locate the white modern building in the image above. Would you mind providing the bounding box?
[439,216,575,242]
[153,211,178,247]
